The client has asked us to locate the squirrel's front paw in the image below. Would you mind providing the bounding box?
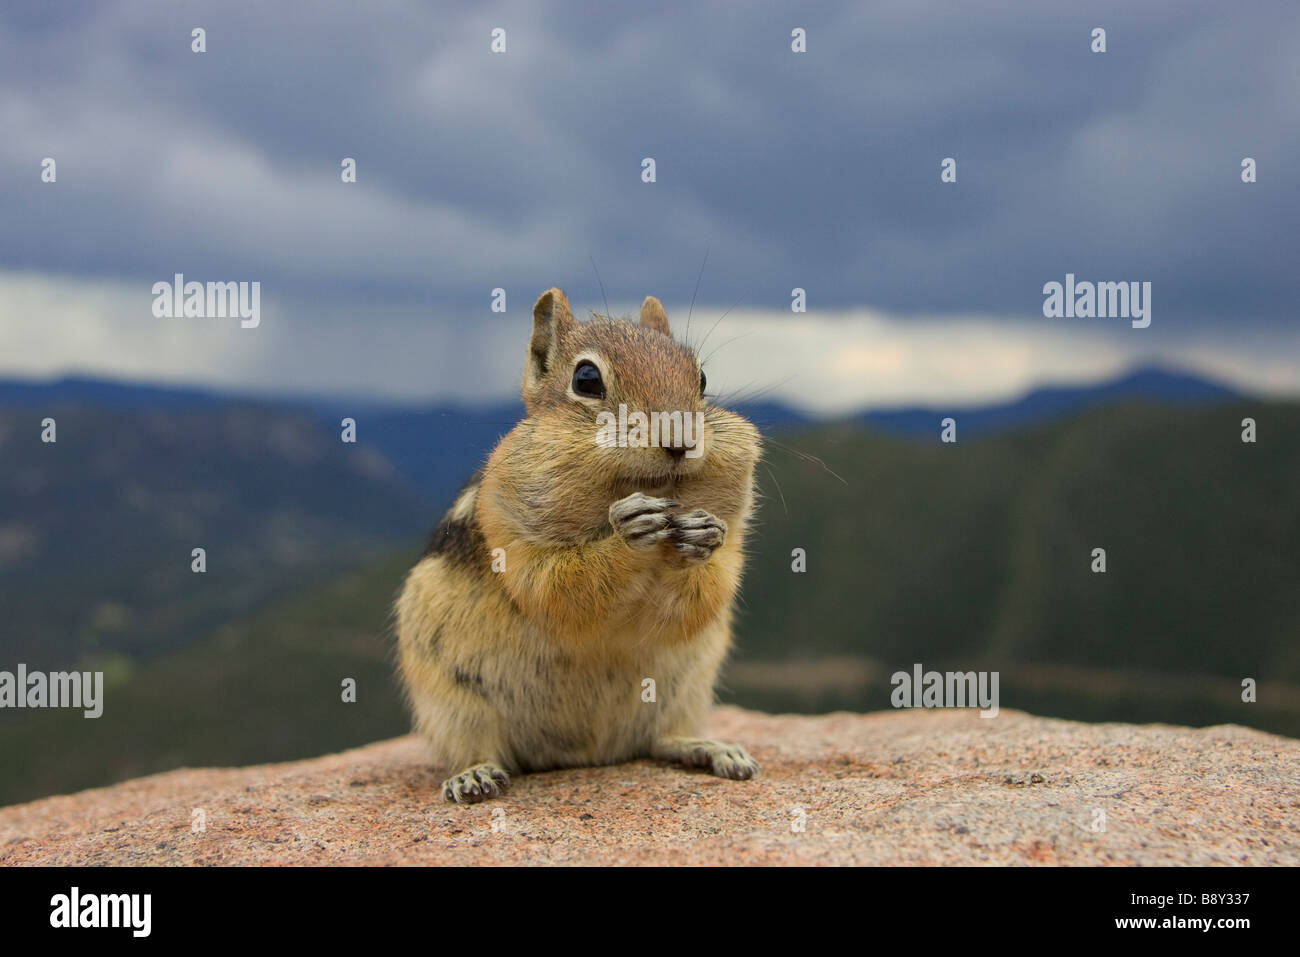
[609,492,679,549]
[442,763,510,804]
[610,494,727,565]
[665,508,727,565]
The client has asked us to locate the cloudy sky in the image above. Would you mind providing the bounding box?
[1,0,1296,414]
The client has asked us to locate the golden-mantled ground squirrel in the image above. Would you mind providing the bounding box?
[396,288,760,803]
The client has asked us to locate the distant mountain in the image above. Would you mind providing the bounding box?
[350,402,521,506]
[0,553,417,805]
[856,367,1239,438]
[0,375,240,410]
[0,366,1274,806]
[0,377,822,508]
[4,397,1296,806]
[0,401,430,664]
[0,366,1243,497]
[746,398,1298,687]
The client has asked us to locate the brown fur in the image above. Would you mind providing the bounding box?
[395,288,761,803]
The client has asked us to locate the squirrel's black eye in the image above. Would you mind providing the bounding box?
[699,369,707,396]
[572,360,606,399]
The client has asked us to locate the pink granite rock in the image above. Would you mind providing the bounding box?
[2,707,1296,865]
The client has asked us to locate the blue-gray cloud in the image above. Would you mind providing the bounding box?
[0,0,1296,354]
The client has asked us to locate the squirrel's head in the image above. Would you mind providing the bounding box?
[520,287,757,498]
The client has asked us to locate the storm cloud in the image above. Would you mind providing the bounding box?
[0,0,1296,406]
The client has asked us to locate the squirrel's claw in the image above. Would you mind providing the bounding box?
[442,763,511,804]
[653,737,760,780]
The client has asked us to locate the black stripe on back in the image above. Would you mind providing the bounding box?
[423,513,489,568]
[422,470,488,567]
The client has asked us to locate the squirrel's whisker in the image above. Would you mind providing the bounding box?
[686,244,710,344]
[590,255,611,320]
[696,292,747,355]
[763,438,848,486]
[700,329,756,366]
[760,461,789,517]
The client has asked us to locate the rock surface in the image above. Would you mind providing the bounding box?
[2,707,1297,865]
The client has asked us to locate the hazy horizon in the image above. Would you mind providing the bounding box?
[2,0,1297,412]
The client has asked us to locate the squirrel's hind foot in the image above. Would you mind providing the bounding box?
[442,763,511,804]
[653,737,759,781]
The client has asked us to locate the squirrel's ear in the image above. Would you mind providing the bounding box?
[639,296,671,336]
[525,288,576,398]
